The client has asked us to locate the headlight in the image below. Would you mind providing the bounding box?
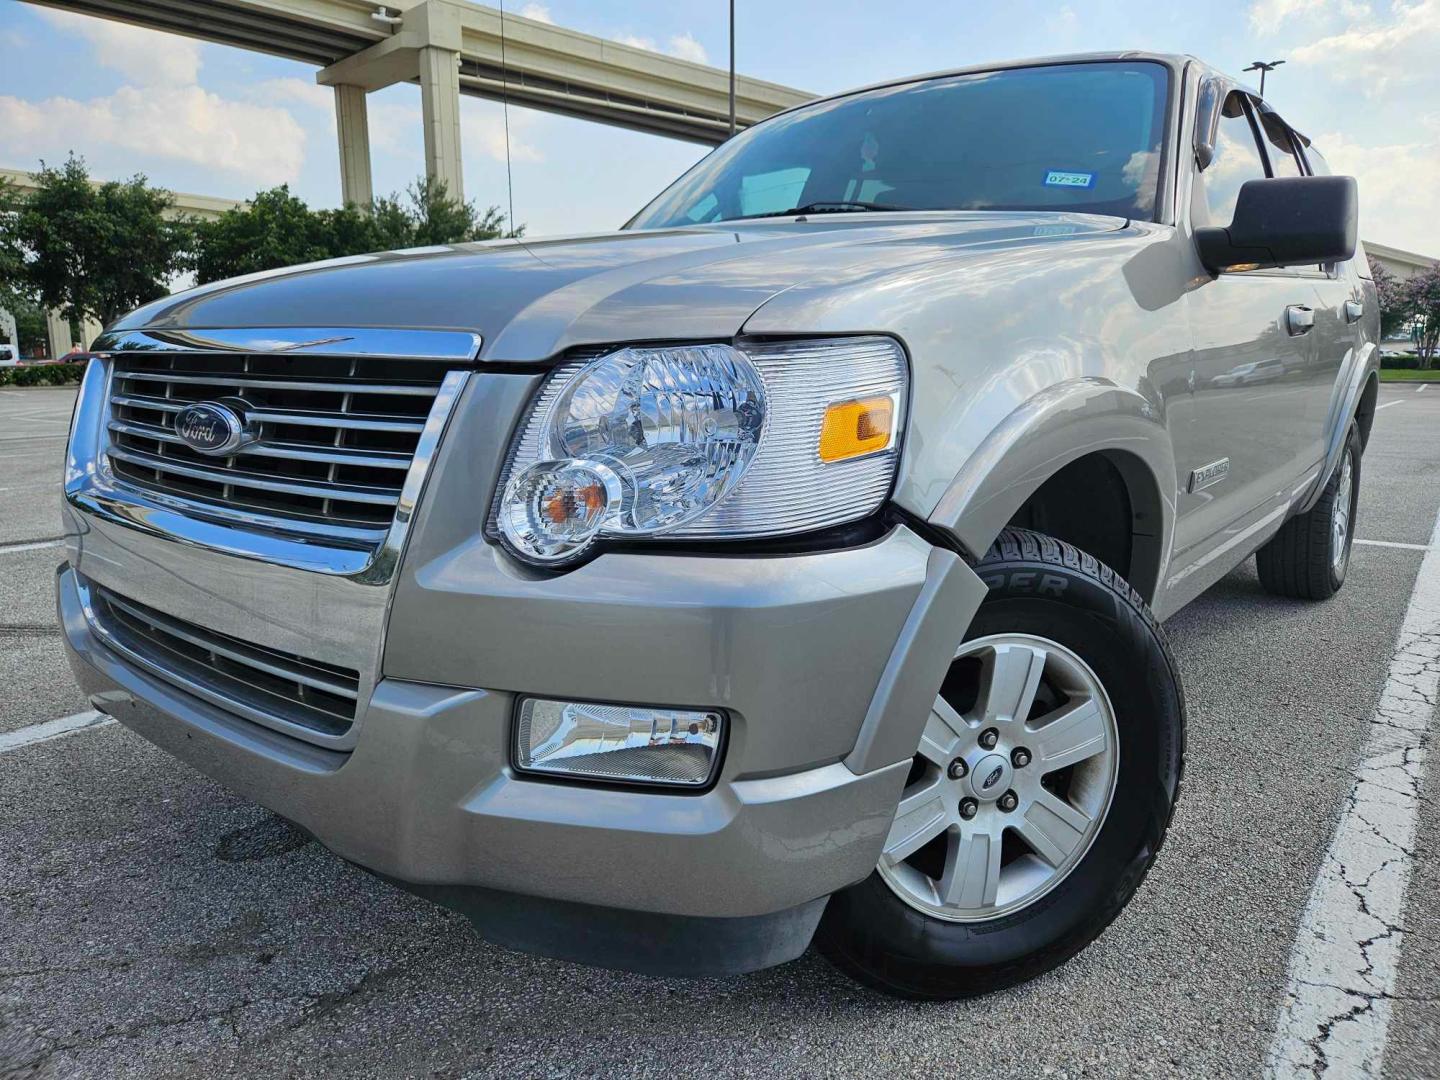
[494,336,907,565]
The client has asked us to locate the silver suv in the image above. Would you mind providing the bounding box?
[59,53,1378,998]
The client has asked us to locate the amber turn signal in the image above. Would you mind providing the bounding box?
[818,395,895,462]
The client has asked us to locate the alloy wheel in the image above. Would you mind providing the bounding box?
[878,634,1120,922]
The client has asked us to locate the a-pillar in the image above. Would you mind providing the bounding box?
[334,84,374,207]
[418,45,464,202]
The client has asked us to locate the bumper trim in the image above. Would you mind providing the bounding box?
[383,876,829,977]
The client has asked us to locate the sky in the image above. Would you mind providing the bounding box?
[1,0,1438,253]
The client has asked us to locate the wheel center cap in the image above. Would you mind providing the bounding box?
[970,753,1012,801]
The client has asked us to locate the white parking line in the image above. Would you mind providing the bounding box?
[1417,385,1428,394]
[1356,539,1433,552]
[1264,505,1440,1077]
[0,711,114,754]
[0,539,62,555]
[1376,400,1405,410]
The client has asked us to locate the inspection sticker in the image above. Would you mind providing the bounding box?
[1043,170,1095,189]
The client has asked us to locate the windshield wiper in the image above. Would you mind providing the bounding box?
[730,200,913,221]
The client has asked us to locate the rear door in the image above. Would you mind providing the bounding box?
[1175,91,1321,560]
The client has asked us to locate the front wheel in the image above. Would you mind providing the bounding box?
[817,528,1185,999]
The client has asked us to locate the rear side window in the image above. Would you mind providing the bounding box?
[1193,93,1267,228]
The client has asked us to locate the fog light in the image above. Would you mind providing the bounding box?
[514,698,725,788]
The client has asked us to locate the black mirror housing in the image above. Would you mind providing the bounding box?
[1195,175,1357,273]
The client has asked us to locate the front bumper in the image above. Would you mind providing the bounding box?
[59,360,987,975]
[59,526,983,974]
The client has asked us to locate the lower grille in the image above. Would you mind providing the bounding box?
[88,583,360,741]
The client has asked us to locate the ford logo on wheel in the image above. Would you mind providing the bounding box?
[174,401,251,456]
[982,765,1005,791]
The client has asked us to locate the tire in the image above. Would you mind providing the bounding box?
[1256,425,1362,601]
[817,527,1185,999]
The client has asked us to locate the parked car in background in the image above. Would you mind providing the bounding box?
[59,52,1376,999]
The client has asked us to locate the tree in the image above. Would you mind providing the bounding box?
[1403,263,1440,369]
[0,155,190,326]
[1368,256,1409,340]
[372,176,514,247]
[191,186,334,285]
[191,176,518,285]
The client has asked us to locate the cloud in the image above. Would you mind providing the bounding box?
[369,100,543,165]
[1047,5,1080,34]
[517,3,554,23]
[1288,0,1440,88]
[1248,0,1326,32]
[34,7,201,86]
[0,87,305,187]
[665,32,708,64]
[612,31,709,64]
[252,77,334,114]
[1314,129,1440,253]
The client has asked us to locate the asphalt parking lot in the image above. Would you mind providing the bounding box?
[2,381,1438,1079]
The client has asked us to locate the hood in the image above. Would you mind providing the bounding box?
[113,213,1127,361]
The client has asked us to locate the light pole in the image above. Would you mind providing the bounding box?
[728,0,736,135]
[1244,59,1284,97]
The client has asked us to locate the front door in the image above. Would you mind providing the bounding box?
[1172,91,1326,564]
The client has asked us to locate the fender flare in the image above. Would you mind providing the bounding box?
[1300,340,1378,514]
[925,377,1177,605]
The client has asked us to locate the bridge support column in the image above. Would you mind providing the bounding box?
[334,84,374,207]
[45,309,70,359]
[418,45,464,202]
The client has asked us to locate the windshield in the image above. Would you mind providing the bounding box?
[629,61,1170,229]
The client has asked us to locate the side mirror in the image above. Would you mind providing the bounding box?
[1195,175,1357,273]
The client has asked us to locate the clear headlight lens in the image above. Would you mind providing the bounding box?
[495,336,907,565]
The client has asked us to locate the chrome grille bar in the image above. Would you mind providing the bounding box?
[107,445,403,506]
[116,370,441,396]
[84,579,361,743]
[103,350,458,542]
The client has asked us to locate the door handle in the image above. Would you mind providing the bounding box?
[1345,299,1364,324]
[1286,305,1315,335]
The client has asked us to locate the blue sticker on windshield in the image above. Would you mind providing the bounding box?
[1044,170,1095,189]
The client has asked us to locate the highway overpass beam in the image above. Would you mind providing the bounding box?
[333,84,374,206]
[418,45,464,202]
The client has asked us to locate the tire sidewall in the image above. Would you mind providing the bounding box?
[821,552,1183,995]
[1327,428,1362,591]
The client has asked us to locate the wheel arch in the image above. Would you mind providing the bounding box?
[925,378,1176,607]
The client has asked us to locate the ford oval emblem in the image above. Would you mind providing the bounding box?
[175,401,248,456]
[982,765,1005,791]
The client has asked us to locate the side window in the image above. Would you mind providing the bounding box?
[1258,113,1304,178]
[738,167,810,217]
[1193,93,1267,228]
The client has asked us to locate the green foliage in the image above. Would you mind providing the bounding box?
[192,177,518,285]
[1368,257,1409,340]
[1404,263,1440,370]
[190,186,334,285]
[1380,352,1420,369]
[0,361,86,387]
[0,155,190,326]
[1,296,52,356]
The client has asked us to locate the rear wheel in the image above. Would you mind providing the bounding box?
[817,528,1184,999]
[1256,425,1361,601]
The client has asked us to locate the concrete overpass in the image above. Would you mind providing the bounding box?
[19,0,812,205]
[0,168,244,223]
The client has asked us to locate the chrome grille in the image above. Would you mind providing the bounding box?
[104,352,454,544]
[88,581,360,741]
